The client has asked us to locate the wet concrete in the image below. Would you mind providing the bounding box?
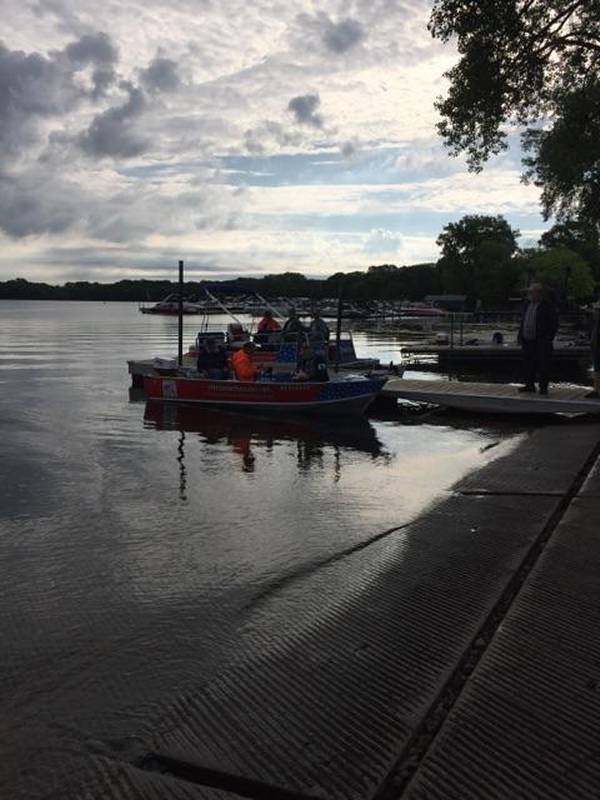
[403,448,600,800]
[24,423,600,800]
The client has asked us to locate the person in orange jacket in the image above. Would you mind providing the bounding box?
[231,342,259,381]
[257,309,281,334]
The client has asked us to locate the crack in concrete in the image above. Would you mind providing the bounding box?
[134,752,322,800]
[241,522,412,612]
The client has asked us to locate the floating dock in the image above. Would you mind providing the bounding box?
[383,378,600,415]
[402,343,590,366]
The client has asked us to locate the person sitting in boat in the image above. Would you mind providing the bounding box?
[293,346,329,382]
[231,341,259,382]
[197,339,228,379]
[282,307,306,339]
[255,309,282,345]
[309,312,330,341]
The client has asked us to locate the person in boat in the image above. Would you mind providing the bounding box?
[197,338,228,379]
[309,312,330,341]
[257,309,281,334]
[293,345,329,382]
[587,300,600,399]
[282,307,306,339]
[231,341,259,382]
[517,282,559,396]
[255,309,281,345]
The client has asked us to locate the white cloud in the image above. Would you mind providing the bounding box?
[364,228,403,254]
[0,0,545,282]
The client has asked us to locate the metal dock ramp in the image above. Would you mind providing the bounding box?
[383,379,600,415]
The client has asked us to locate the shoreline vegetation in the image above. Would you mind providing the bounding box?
[2,214,599,307]
[0,264,440,304]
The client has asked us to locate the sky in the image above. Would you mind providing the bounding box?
[0,0,547,283]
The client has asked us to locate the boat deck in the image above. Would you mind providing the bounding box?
[383,378,600,415]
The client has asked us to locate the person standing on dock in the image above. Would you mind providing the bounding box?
[517,282,559,395]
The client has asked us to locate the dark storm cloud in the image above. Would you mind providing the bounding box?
[323,18,366,53]
[140,56,180,93]
[0,33,118,158]
[288,94,323,128]
[78,82,149,158]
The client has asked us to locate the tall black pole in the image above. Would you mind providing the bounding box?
[335,283,343,373]
[178,259,184,366]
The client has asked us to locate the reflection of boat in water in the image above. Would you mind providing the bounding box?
[143,401,386,459]
[143,373,386,416]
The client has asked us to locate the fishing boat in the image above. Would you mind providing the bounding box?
[143,373,387,415]
[128,327,401,385]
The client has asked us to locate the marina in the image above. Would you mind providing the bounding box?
[5,0,600,796]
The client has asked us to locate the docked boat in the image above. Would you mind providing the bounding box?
[139,294,208,315]
[143,373,387,415]
[397,302,448,318]
[128,327,401,386]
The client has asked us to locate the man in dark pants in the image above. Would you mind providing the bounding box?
[517,282,559,395]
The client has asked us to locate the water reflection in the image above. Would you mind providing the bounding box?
[177,430,188,500]
[143,401,388,478]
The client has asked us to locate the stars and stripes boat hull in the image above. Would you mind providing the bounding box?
[143,375,387,416]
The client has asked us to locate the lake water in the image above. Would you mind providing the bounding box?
[0,301,527,797]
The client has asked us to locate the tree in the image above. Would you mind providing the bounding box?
[436,215,520,304]
[525,247,595,302]
[539,218,600,281]
[429,1,600,221]
[523,84,600,224]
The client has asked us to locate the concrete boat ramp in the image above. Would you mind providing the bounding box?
[383,378,600,415]
[17,423,600,800]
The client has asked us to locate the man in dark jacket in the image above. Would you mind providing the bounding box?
[517,282,559,395]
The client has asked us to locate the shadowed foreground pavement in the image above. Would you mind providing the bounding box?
[10,423,600,800]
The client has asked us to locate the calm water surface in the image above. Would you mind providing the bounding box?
[0,301,526,794]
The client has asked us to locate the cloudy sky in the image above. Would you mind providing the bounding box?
[0,0,546,283]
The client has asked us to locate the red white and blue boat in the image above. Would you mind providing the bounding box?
[143,373,387,415]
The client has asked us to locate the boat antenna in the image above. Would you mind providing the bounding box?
[255,292,286,320]
[204,286,244,325]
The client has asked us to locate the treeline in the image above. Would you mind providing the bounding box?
[0,266,441,303]
[2,215,599,306]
